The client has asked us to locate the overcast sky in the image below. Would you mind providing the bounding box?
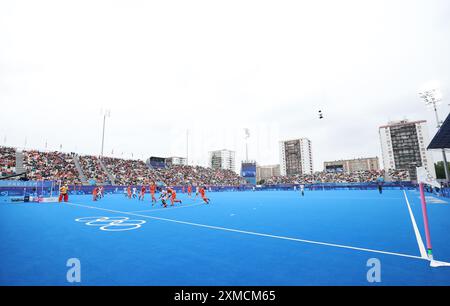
[1,0,450,171]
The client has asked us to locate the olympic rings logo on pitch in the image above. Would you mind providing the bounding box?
[75,216,146,231]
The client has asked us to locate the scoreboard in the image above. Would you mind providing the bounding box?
[147,157,166,169]
[241,162,257,185]
[325,164,344,173]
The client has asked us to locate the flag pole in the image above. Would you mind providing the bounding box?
[418,182,433,259]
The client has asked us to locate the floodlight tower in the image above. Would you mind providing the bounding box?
[244,128,250,161]
[418,86,449,181]
[186,129,189,166]
[100,109,111,157]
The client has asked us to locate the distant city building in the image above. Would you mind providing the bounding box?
[209,149,236,172]
[165,157,187,166]
[379,119,435,180]
[256,164,280,182]
[324,157,380,173]
[279,138,313,176]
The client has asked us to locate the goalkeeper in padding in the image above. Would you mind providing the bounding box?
[58,184,69,202]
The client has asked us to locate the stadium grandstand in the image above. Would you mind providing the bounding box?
[78,155,110,185]
[0,146,16,177]
[262,169,410,185]
[1,146,411,186]
[23,150,81,185]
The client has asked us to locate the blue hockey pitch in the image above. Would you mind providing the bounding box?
[1,189,449,285]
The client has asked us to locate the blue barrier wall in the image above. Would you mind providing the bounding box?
[0,180,54,188]
[0,181,417,197]
[439,187,450,198]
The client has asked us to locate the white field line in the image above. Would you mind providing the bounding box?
[65,201,443,263]
[403,190,428,259]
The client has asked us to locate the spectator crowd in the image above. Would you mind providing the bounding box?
[101,157,245,186]
[0,146,16,177]
[78,155,110,184]
[2,147,410,186]
[102,156,159,185]
[263,169,410,185]
[156,165,245,186]
[23,150,81,184]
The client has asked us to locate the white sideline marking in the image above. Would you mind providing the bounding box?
[131,203,203,213]
[430,260,450,267]
[403,190,428,259]
[65,201,441,262]
[288,197,404,200]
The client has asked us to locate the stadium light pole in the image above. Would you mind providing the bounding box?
[100,109,111,157]
[244,128,250,161]
[186,129,189,166]
[418,87,449,182]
